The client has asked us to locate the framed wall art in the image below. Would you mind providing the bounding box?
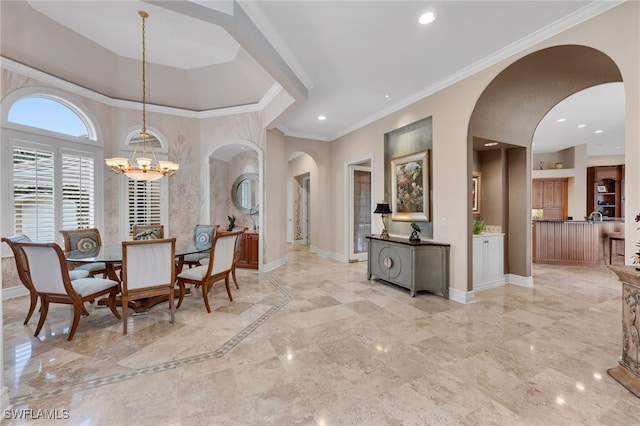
[390,150,429,222]
[472,172,481,216]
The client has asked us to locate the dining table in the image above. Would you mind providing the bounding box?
[66,239,206,313]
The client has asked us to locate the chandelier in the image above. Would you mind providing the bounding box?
[105,11,179,181]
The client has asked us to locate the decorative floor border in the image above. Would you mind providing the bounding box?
[9,273,291,406]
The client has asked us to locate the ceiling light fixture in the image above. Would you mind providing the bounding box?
[318,115,326,121]
[105,11,179,182]
[577,124,586,128]
[557,118,566,122]
[419,12,436,25]
[595,129,604,134]
[484,142,498,147]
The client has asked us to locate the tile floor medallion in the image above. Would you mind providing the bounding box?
[2,246,640,425]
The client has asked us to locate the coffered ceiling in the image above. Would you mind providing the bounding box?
[0,1,624,154]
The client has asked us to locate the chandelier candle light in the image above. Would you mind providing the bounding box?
[105,11,179,181]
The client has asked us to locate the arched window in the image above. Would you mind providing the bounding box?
[8,96,93,139]
[2,93,101,243]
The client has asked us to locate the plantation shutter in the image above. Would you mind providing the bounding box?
[61,152,95,229]
[12,146,55,242]
[128,179,162,235]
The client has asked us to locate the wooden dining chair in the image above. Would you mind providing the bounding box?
[176,230,242,313]
[121,238,176,335]
[59,228,108,278]
[199,227,247,289]
[132,224,165,240]
[182,224,219,268]
[16,242,121,341]
[3,234,90,325]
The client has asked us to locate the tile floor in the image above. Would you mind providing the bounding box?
[2,245,640,425]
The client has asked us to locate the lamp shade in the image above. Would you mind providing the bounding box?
[374,203,392,214]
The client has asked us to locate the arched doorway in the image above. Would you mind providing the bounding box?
[467,45,623,287]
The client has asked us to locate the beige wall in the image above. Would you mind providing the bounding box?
[325,2,640,297]
[264,129,287,267]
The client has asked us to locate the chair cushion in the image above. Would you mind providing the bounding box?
[177,265,208,281]
[183,251,209,263]
[76,262,106,273]
[69,269,90,280]
[68,230,100,252]
[71,277,119,297]
[134,228,163,240]
[194,226,215,250]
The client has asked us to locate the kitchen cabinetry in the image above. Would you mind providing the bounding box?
[532,178,567,219]
[366,235,449,298]
[236,231,258,269]
[472,233,505,291]
[587,165,624,218]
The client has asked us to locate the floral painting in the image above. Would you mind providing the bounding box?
[391,151,429,222]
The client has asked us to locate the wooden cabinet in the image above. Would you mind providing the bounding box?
[532,178,567,219]
[366,235,450,298]
[236,232,258,269]
[587,165,624,218]
[472,233,505,290]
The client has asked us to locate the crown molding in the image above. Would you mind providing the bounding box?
[237,0,314,91]
[1,56,281,119]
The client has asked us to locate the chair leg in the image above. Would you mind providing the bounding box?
[107,291,121,319]
[176,281,186,309]
[168,286,175,324]
[224,275,233,302]
[67,301,84,341]
[34,298,49,338]
[232,267,239,290]
[82,304,90,316]
[24,291,38,325]
[122,295,129,335]
[202,283,212,313]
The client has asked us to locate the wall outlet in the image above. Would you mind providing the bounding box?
[440,217,447,226]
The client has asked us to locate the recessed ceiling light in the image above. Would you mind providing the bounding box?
[577,124,586,128]
[419,12,436,25]
[484,142,498,147]
[385,94,390,98]
[557,118,566,122]
[318,115,326,121]
[616,146,621,149]
[595,129,603,134]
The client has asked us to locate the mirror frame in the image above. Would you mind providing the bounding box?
[231,172,259,215]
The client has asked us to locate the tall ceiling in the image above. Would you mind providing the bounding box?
[0,0,624,154]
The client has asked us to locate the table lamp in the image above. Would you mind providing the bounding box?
[373,202,392,238]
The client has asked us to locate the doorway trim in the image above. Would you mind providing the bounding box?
[345,154,375,262]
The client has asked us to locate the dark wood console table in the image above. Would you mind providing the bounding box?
[366,235,450,298]
[607,265,640,398]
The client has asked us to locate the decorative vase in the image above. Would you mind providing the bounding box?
[409,230,420,242]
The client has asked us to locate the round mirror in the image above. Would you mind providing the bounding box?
[231,173,259,215]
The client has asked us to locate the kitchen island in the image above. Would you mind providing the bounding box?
[533,219,624,266]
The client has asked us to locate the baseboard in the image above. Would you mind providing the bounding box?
[309,246,348,263]
[262,256,287,272]
[2,285,28,300]
[448,287,476,304]
[474,276,506,292]
[506,273,534,288]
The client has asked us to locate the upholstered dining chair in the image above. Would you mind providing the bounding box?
[132,224,165,240]
[182,224,219,268]
[59,228,108,278]
[121,238,176,335]
[199,227,247,289]
[3,234,90,325]
[16,242,121,341]
[176,230,242,313]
